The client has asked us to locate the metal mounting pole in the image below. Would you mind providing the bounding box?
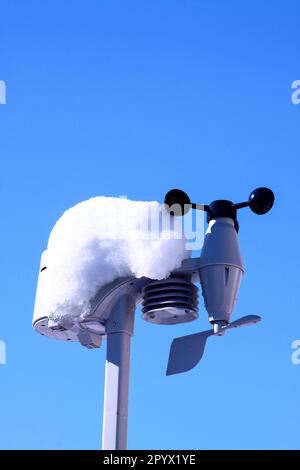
[101,294,135,450]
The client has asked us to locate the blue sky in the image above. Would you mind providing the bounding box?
[0,0,300,449]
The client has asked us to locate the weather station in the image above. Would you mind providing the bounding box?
[33,187,275,450]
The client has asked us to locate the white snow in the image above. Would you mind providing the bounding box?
[43,196,189,323]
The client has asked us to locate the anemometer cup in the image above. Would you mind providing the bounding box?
[164,189,192,216]
[248,187,275,215]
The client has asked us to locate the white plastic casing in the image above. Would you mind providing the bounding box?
[32,250,150,346]
[199,217,244,324]
[32,250,82,342]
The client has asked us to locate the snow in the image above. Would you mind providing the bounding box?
[43,196,188,323]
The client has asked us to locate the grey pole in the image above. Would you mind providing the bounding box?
[101,294,135,450]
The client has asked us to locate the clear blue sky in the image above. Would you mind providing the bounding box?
[0,0,300,449]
